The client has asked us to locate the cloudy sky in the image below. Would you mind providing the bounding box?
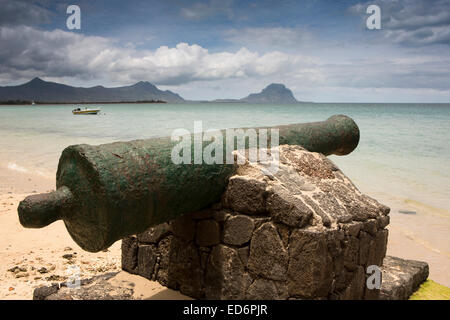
[0,0,449,102]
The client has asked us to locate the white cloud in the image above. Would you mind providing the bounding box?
[1,25,450,102]
[0,26,317,86]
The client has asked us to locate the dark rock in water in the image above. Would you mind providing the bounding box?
[398,210,417,215]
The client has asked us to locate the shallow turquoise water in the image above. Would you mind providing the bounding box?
[0,103,449,211]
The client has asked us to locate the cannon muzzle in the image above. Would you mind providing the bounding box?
[18,186,74,228]
[18,115,359,252]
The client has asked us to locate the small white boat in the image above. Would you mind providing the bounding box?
[72,107,100,115]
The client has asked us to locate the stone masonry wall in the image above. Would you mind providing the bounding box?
[121,145,390,300]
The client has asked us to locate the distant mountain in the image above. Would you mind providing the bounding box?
[0,78,184,103]
[240,83,299,104]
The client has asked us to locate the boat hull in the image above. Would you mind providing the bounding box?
[72,110,100,115]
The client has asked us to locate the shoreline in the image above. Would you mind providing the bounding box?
[0,165,448,299]
[0,101,167,106]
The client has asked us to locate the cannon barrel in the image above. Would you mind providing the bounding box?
[18,115,359,252]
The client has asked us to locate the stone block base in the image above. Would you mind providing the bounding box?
[122,209,391,300]
[32,256,429,300]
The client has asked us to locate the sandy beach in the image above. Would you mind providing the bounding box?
[0,167,192,300]
[0,165,448,299]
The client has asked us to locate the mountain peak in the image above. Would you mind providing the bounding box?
[241,83,298,104]
[132,81,156,88]
[21,77,49,88]
[29,77,45,84]
[264,83,287,90]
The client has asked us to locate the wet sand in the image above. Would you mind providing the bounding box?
[386,199,450,287]
[0,166,448,299]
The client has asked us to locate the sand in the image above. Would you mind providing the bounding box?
[0,166,448,299]
[386,200,450,287]
[0,167,190,300]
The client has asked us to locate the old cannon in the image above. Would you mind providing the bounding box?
[18,115,359,252]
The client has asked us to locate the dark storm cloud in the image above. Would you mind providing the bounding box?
[0,0,51,26]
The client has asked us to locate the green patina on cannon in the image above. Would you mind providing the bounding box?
[18,115,359,252]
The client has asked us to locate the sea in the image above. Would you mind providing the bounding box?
[0,102,449,214]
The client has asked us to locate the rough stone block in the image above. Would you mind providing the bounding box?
[380,256,429,300]
[367,229,388,267]
[358,231,371,267]
[339,266,365,300]
[205,244,250,299]
[363,219,378,236]
[287,229,333,298]
[167,237,203,298]
[138,245,156,280]
[246,279,279,300]
[223,215,254,246]
[248,222,288,281]
[222,176,267,215]
[343,236,359,271]
[121,236,138,274]
[137,223,170,243]
[196,219,220,247]
[266,186,312,227]
[377,215,390,229]
[155,235,173,286]
[170,214,196,242]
